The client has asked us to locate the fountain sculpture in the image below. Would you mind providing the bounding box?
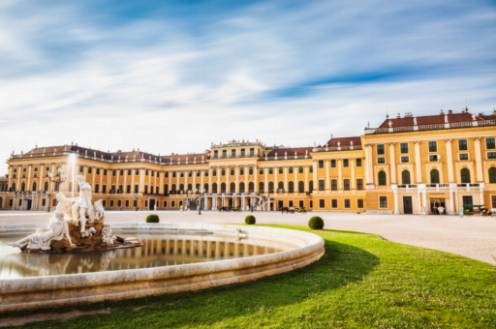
[10,175,140,253]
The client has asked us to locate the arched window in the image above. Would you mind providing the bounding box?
[239,182,245,193]
[309,181,314,193]
[258,182,264,193]
[277,181,284,192]
[288,181,294,193]
[430,169,440,184]
[248,182,254,193]
[212,183,218,193]
[268,182,274,193]
[11,183,16,192]
[489,167,496,183]
[220,183,226,193]
[298,181,304,193]
[230,182,236,193]
[43,182,48,192]
[179,184,184,192]
[32,182,37,192]
[401,170,411,185]
[460,168,471,184]
[187,184,192,192]
[378,171,387,186]
[21,182,26,192]
[203,183,209,193]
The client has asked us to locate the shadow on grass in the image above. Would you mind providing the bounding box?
[11,235,379,328]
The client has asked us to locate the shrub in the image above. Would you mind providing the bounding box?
[244,214,256,225]
[308,216,324,230]
[146,214,160,223]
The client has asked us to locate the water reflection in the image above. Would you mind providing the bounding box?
[0,237,280,279]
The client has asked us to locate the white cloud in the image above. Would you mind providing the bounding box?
[0,0,495,173]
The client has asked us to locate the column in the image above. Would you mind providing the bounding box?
[304,166,309,192]
[225,167,230,193]
[350,158,356,189]
[254,165,259,193]
[337,159,343,190]
[445,140,454,183]
[365,145,374,186]
[392,185,399,214]
[474,138,483,183]
[264,168,268,193]
[284,167,289,192]
[389,143,397,184]
[414,142,422,183]
[324,160,330,190]
[139,169,145,193]
[235,166,240,193]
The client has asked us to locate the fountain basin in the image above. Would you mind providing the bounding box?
[0,223,324,313]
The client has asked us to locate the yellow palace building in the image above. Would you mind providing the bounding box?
[1,109,495,215]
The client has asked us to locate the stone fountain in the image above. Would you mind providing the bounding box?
[10,175,140,253]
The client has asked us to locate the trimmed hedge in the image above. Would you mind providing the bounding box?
[244,214,256,225]
[146,214,160,223]
[308,216,324,230]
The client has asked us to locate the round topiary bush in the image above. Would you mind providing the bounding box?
[244,214,256,225]
[308,216,324,230]
[146,214,160,223]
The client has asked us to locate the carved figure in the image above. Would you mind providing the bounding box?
[10,210,74,251]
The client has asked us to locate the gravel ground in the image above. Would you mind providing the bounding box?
[1,210,495,265]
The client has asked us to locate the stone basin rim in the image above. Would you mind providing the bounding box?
[0,223,325,313]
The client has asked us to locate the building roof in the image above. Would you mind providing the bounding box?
[370,109,496,134]
[266,146,313,158]
[326,136,362,147]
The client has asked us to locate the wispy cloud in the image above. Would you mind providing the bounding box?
[0,0,495,173]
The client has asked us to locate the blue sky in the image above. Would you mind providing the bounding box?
[0,0,495,173]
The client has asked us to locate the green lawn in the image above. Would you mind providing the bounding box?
[12,226,496,329]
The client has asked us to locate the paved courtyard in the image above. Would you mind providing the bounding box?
[1,210,495,265]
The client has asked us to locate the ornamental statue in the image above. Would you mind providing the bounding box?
[10,175,139,253]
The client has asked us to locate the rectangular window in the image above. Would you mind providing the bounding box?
[488,152,496,159]
[356,158,362,167]
[134,185,139,193]
[331,199,338,208]
[429,154,439,162]
[377,144,385,155]
[344,199,350,208]
[357,199,364,208]
[319,199,325,208]
[331,179,337,191]
[486,138,495,150]
[298,166,304,173]
[269,168,273,174]
[492,195,496,208]
[231,149,236,157]
[357,179,364,190]
[379,196,388,208]
[428,141,437,152]
[278,167,283,174]
[318,160,324,168]
[458,139,468,151]
[377,157,385,164]
[343,179,350,191]
[241,149,246,156]
[250,148,255,156]
[288,167,293,174]
[222,150,227,157]
[400,143,409,154]
[401,156,409,163]
[319,180,325,191]
[459,153,469,161]
[343,159,349,167]
[102,185,107,193]
[331,160,336,168]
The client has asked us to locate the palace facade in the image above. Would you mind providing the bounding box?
[1,109,495,215]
